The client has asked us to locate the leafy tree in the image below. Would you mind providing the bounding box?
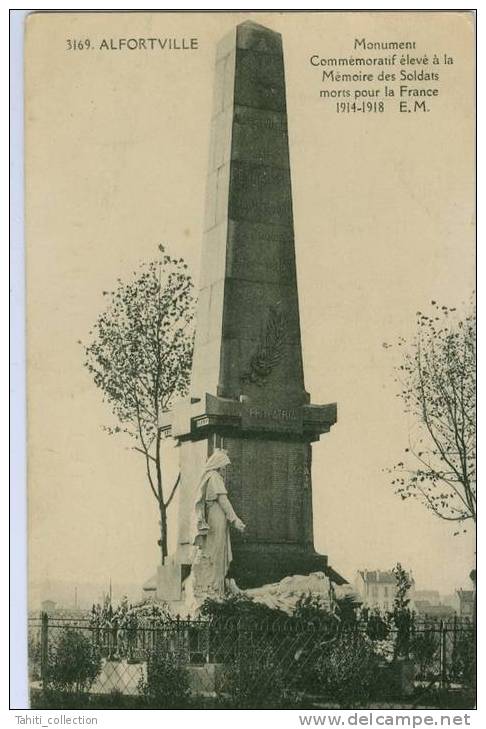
[392,562,412,613]
[82,247,195,562]
[389,300,476,532]
[392,562,413,658]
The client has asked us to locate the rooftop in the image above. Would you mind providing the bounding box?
[456,589,474,603]
[358,570,396,584]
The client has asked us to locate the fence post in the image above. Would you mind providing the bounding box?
[40,612,49,687]
[451,614,457,680]
[440,620,447,689]
[205,620,210,664]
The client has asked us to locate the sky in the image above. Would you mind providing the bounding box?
[25,11,475,606]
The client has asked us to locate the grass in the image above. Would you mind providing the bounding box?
[30,687,476,711]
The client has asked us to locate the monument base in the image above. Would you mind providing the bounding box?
[88,659,224,697]
[142,549,347,612]
[228,543,346,589]
[142,557,191,613]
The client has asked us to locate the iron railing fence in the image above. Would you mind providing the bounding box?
[28,613,475,702]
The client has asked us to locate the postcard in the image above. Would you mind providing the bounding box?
[23,10,476,711]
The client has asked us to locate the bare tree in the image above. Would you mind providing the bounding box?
[389,299,476,532]
[82,246,195,562]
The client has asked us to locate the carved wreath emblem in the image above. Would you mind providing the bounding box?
[241,304,285,386]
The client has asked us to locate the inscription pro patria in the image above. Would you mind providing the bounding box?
[145,21,343,600]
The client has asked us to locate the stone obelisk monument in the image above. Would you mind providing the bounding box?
[145,21,344,600]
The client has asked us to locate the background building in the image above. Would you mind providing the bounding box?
[455,589,474,618]
[40,599,56,614]
[414,589,456,618]
[355,569,415,611]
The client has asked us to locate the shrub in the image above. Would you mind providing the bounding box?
[28,633,42,681]
[200,593,287,621]
[45,629,102,694]
[293,592,360,628]
[410,629,439,679]
[31,688,92,709]
[293,593,329,621]
[365,608,391,641]
[373,639,396,670]
[218,642,299,709]
[450,628,475,687]
[317,632,381,707]
[138,648,190,708]
[335,594,361,627]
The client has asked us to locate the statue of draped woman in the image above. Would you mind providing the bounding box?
[189,450,246,600]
